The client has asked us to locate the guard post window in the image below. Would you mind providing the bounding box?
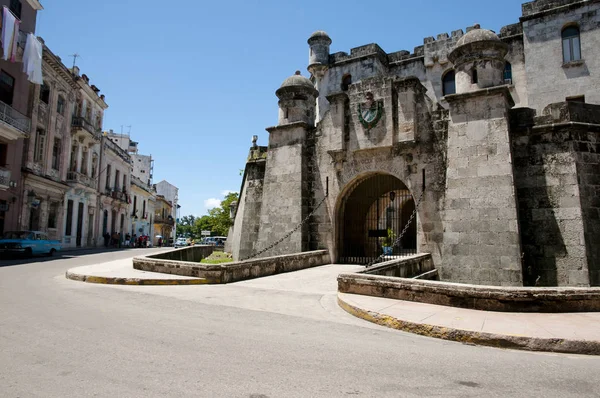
[562,25,581,63]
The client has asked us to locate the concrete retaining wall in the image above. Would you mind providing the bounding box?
[338,273,600,312]
[361,254,435,278]
[134,249,330,284]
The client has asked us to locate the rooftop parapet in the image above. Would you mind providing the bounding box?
[521,0,588,18]
[499,23,523,38]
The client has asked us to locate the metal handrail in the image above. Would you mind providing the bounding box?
[0,100,31,134]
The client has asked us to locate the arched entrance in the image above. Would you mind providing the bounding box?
[338,173,417,264]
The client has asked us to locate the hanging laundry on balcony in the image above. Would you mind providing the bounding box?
[1,6,20,62]
[22,33,43,84]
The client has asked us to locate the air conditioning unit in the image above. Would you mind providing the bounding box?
[504,78,513,85]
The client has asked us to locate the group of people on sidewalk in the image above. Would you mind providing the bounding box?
[102,232,151,249]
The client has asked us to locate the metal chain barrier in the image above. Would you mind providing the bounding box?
[241,195,328,261]
[364,188,426,268]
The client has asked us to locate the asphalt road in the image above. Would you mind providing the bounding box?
[1,250,599,398]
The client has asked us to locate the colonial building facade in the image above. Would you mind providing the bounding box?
[97,134,131,245]
[0,0,43,235]
[20,44,76,240]
[230,0,600,287]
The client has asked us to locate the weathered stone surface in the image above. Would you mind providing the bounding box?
[133,248,330,284]
[338,272,600,312]
[229,0,600,288]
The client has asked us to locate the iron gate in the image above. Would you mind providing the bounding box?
[339,174,417,264]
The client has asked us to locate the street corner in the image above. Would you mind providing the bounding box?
[64,261,208,286]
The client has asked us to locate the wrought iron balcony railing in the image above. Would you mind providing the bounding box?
[71,116,101,140]
[66,171,95,188]
[154,216,174,226]
[0,100,31,134]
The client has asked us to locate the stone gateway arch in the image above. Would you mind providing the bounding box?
[229,4,600,288]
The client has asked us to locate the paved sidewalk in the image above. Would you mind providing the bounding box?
[338,292,600,355]
[66,258,206,285]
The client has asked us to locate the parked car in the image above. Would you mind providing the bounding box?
[174,238,188,248]
[202,236,227,246]
[0,231,62,258]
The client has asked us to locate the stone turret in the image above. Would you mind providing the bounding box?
[307,30,331,78]
[275,71,318,126]
[448,26,508,94]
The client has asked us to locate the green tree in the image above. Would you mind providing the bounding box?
[207,192,239,236]
[177,215,197,238]
[190,192,239,237]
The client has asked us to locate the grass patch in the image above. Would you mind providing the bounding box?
[200,251,234,264]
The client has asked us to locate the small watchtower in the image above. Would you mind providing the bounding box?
[275,71,318,126]
[448,26,508,94]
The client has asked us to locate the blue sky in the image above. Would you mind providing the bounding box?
[37,0,526,217]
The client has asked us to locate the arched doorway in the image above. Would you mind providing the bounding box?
[338,173,417,264]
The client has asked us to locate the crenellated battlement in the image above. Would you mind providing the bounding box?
[327,21,525,70]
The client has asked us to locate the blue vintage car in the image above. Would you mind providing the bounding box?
[0,231,62,258]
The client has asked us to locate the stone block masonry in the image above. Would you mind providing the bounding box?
[442,87,523,286]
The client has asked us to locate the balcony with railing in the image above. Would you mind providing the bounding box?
[66,171,95,189]
[71,116,101,141]
[154,215,174,226]
[103,137,131,163]
[0,100,31,140]
[105,187,128,203]
[0,167,11,190]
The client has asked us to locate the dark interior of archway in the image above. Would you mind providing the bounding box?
[339,174,417,264]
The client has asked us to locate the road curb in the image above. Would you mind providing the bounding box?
[337,294,600,356]
[65,270,208,286]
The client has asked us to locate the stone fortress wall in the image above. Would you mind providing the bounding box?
[230,0,600,288]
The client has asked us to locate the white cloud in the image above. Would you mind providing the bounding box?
[204,198,221,209]
[221,190,235,196]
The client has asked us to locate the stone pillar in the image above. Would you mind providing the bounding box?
[442,86,523,286]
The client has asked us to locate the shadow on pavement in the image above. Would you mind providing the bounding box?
[0,248,155,268]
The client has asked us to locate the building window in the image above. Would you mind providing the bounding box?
[52,138,61,170]
[0,143,7,167]
[40,84,50,104]
[34,129,46,163]
[65,200,74,236]
[504,62,513,83]
[114,170,120,191]
[105,165,111,189]
[9,0,22,19]
[70,144,78,172]
[91,153,98,178]
[341,74,352,92]
[562,26,581,63]
[57,95,66,115]
[81,148,88,175]
[142,200,146,219]
[442,70,456,95]
[122,174,127,193]
[48,202,59,229]
[0,70,15,106]
[472,67,478,84]
[133,195,137,217]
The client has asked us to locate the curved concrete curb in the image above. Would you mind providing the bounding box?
[337,294,600,356]
[65,271,208,286]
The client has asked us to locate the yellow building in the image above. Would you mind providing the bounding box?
[153,195,173,245]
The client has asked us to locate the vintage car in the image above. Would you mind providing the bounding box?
[0,231,62,258]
